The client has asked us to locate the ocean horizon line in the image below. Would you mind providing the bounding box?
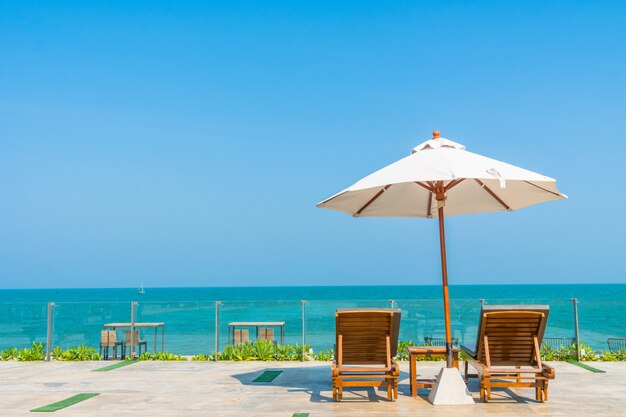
[1,282,624,291]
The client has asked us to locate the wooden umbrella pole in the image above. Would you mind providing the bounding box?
[437,204,454,368]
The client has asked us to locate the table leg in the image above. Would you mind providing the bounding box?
[154,328,157,354]
[281,326,284,345]
[410,353,417,397]
[161,325,164,352]
[228,326,231,346]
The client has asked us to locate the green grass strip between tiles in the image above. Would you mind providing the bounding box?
[566,359,606,373]
[253,370,283,382]
[93,360,137,372]
[31,393,99,412]
[292,414,309,417]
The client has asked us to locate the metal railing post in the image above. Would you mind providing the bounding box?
[301,300,307,362]
[571,298,580,360]
[45,302,55,361]
[130,302,137,359]
[389,299,395,308]
[215,301,221,362]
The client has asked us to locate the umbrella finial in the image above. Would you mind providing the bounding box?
[433,130,440,139]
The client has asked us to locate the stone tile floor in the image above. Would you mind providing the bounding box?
[1,360,624,416]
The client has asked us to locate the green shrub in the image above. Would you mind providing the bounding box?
[0,343,45,361]
[191,354,214,361]
[17,342,45,361]
[2,339,625,362]
[616,349,626,361]
[274,344,299,361]
[1,347,19,361]
[137,352,187,361]
[313,349,334,361]
[216,341,311,361]
[53,344,101,361]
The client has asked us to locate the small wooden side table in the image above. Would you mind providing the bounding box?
[409,346,460,397]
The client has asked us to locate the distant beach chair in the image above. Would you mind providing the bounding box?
[332,308,401,402]
[234,329,249,345]
[461,305,556,402]
[607,338,626,353]
[99,330,123,360]
[258,327,275,343]
[124,330,148,356]
[542,337,576,350]
[424,336,458,347]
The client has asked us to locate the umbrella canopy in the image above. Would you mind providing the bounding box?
[317,130,566,368]
[318,133,566,218]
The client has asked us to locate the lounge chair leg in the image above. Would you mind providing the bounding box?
[464,360,469,383]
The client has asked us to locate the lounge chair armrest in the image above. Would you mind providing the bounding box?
[460,344,477,358]
[541,362,555,379]
[463,354,489,377]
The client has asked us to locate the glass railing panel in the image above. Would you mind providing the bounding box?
[135,301,215,356]
[218,300,303,352]
[304,299,391,352]
[0,302,48,351]
[394,299,480,347]
[52,302,130,352]
[480,297,577,346]
[576,298,625,351]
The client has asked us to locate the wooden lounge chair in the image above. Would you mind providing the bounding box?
[607,338,626,353]
[424,336,458,347]
[461,305,556,402]
[332,308,401,402]
[542,337,575,351]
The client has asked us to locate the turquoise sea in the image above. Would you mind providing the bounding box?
[0,284,624,354]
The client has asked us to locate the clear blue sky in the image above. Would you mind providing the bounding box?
[1,1,624,289]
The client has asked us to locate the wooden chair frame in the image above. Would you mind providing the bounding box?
[331,309,401,402]
[462,306,556,402]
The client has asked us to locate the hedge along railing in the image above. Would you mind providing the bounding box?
[4,339,626,362]
[1,297,622,358]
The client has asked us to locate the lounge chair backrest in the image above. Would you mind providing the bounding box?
[475,305,549,367]
[335,308,401,365]
[101,330,116,346]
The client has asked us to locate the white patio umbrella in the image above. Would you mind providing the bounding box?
[317,130,566,370]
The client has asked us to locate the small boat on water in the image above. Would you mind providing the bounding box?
[137,285,145,295]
